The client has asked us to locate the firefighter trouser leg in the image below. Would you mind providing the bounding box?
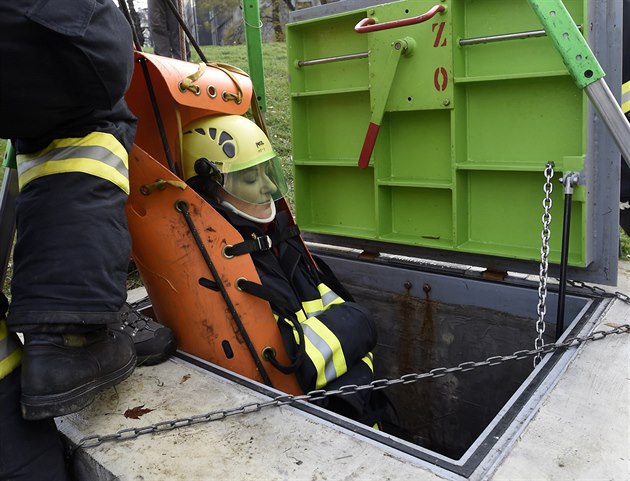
[148,0,181,59]
[8,173,131,332]
[0,370,69,481]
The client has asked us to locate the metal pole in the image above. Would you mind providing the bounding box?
[585,80,630,168]
[556,172,579,340]
[298,52,369,68]
[243,0,266,112]
[459,25,581,46]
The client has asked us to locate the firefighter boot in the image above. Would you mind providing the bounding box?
[117,303,176,366]
[20,328,136,420]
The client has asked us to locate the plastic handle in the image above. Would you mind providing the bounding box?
[355,4,446,33]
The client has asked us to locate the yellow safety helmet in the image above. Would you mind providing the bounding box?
[181,114,288,204]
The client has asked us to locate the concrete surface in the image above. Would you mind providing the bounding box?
[56,265,630,481]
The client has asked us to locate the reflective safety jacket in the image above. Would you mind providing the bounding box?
[0,0,135,329]
[0,319,21,382]
[15,132,130,195]
[1,0,136,193]
[0,0,137,155]
[212,202,380,422]
[0,292,21,380]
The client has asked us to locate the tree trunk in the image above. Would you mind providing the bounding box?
[124,0,145,46]
[272,0,285,41]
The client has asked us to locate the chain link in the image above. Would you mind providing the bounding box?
[535,162,555,366]
[76,323,629,450]
[565,280,630,305]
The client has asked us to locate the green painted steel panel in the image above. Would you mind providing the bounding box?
[287,0,620,281]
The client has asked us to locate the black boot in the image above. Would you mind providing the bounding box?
[117,303,176,366]
[20,328,136,420]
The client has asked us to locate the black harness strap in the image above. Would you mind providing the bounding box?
[224,224,301,258]
[237,278,306,374]
[224,235,273,257]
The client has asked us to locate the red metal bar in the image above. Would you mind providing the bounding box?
[358,122,380,168]
[355,4,446,33]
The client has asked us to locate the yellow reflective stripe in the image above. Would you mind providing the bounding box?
[317,284,343,309]
[302,316,347,388]
[302,298,324,317]
[19,132,129,161]
[361,352,374,372]
[0,320,22,380]
[281,312,342,389]
[302,334,328,389]
[622,81,630,114]
[302,284,342,318]
[0,349,22,380]
[280,312,327,388]
[16,132,129,194]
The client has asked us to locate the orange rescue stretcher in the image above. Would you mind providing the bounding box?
[125,52,302,394]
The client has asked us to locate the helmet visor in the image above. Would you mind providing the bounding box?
[222,156,288,205]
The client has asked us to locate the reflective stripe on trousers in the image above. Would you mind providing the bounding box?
[301,283,344,320]
[16,131,130,194]
[296,284,347,389]
[361,351,374,371]
[0,319,22,380]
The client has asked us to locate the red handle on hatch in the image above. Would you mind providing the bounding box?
[355,4,446,33]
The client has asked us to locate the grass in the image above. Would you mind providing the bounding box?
[621,228,630,259]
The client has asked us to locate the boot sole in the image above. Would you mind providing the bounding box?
[136,339,177,366]
[21,353,137,420]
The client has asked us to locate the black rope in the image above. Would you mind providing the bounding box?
[175,200,274,386]
[237,279,306,374]
[138,57,178,175]
[118,0,143,51]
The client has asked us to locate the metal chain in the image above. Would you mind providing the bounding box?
[565,280,630,304]
[76,323,630,450]
[535,162,555,366]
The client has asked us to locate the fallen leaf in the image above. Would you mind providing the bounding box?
[124,405,154,420]
[180,374,191,384]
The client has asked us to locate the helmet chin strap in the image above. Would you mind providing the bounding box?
[220,199,276,224]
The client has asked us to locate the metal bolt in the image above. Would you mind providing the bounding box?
[443,99,451,106]
[404,281,412,290]
[423,283,431,293]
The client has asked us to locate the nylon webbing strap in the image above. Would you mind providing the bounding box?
[225,225,300,257]
[225,235,272,257]
[237,279,306,373]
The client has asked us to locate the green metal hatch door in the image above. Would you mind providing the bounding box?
[287,0,622,285]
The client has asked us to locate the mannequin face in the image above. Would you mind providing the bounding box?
[223,163,278,205]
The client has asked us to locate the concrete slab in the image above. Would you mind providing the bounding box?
[491,265,630,481]
[57,266,630,481]
[57,358,446,481]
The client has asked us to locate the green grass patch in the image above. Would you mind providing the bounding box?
[620,227,630,258]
